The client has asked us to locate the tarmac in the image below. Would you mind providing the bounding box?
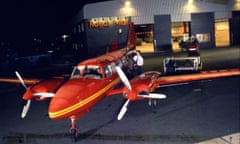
[1,77,239,144]
[0,46,240,144]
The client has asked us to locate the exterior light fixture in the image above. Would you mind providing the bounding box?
[125,1,131,7]
[188,0,194,3]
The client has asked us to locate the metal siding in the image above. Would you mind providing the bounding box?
[154,14,172,52]
[231,11,240,45]
[84,18,130,57]
[80,0,231,24]
[132,16,154,25]
[191,12,215,48]
[83,1,122,18]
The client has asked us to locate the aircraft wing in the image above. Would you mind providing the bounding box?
[113,67,240,100]
[116,67,240,120]
[156,68,240,87]
[0,77,40,85]
[0,74,68,101]
[0,73,67,118]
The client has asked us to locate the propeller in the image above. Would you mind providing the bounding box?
[115,66,132,90]
[117,99,130,120]
[21,99,31,118]
[33,92,55,98]
[139,93,167,99]
[15,71,31,118]
[115,66,132,120]
[115,66,167,120]
[15,71,27,90]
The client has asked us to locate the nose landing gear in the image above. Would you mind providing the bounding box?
[69,117,78,141]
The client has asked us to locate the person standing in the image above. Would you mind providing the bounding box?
[188,35,199,56]
[133,50,144,75]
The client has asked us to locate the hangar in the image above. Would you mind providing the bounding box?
[71,0,240,54]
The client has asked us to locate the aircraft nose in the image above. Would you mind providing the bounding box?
[47,80,88,119]
[48,96,71,119]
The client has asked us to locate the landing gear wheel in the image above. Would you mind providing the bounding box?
[148,99,158,113]
[69,117,78,141]
[70,127,78,142]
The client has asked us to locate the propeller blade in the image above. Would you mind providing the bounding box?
[117,99,130,120]
[21,100,31,118]
[139,93,167,99]
[33,92,55,98]
[115,66,132,90]
[15,71,27,90]
[15,71,32,118]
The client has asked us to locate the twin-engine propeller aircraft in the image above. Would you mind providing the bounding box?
[0,47,240,141]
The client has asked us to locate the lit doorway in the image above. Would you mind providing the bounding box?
[135,24,154,53]
[215,19,230,47]
[135,22,191,53]
[171,22,190,52]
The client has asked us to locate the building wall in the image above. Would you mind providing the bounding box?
[71,0,238,53]
[76,0,232,24]
[191,12,215,49]
[72,17,132,58]
[231,0,240,10]
[154,15,172,52]
[231,11,240,45]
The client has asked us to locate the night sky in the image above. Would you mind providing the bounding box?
[0,0,109,44]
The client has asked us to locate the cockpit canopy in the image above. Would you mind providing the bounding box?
[70,63,116,80]
[70,49,135,80]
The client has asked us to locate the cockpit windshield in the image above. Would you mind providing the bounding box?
[71,66,85,79]
[71,65,103,80]
[83,65,102,79]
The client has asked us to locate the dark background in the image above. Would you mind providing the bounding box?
[0,0,109,43]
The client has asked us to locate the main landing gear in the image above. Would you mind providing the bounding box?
[148,99,160,113]
[69,116,78,141]
[148,99,159,107]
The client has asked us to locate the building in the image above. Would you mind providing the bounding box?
[72,0,240,53]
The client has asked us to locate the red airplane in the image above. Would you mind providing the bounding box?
[0,47,240,141]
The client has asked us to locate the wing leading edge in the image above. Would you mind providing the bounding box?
[156,68,240,87]
[0,78,40,85]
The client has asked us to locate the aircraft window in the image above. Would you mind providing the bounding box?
[83,65,102,80]
[104,65,112,77]
[71,66,85,79]
[116,60,123,68]
[111,62,117,72]
[121,56,127,66]
[108,65,113,74]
